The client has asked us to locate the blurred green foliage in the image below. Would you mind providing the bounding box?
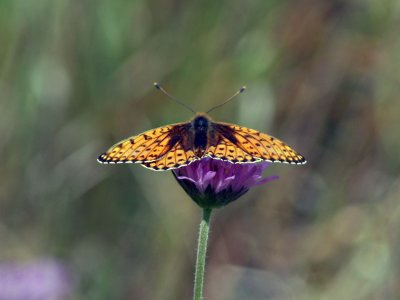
[1,0,400,299]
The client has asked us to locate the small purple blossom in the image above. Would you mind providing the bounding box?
[173,158,278,208]
[0,259,73,300]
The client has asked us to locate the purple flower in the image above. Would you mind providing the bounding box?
[173,158,278,208]
[0,259,73,300]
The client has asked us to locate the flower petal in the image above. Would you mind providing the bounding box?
[215,175,235,194]
[176,176,198,184]
[198,171,217,192]
[253,175,279,186]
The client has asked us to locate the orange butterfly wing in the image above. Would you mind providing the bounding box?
[98,123,188,164]
[141,143,198,171]
[207,123,306,165]
[206,136,262,163]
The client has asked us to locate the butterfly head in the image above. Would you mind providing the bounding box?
[192,114,211,133]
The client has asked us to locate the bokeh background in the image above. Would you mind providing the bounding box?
[1,0,400,299]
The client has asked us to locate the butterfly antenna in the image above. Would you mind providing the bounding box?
[206,86,246,114]
[153,82,196,114]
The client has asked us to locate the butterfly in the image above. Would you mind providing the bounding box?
[97,84,306,171]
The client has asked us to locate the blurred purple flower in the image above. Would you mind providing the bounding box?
[173,158,278,208]
[0,259,72,300]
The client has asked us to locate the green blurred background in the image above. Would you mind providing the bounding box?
[1,0,400,299]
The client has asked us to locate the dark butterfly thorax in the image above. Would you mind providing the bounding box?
[191,115,210,156]
[186,114,238,157]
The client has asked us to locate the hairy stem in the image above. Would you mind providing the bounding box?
[193,208,212,300]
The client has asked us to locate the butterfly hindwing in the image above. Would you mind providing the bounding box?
[98,123,187,164]
[210,123,306,164]
[141,143,198,171]
[206,136,262,163]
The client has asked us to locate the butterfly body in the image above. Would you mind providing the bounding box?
[192,115,210,155]
[98,113,306,171]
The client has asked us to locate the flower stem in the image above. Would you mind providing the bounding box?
[194,208,212,300]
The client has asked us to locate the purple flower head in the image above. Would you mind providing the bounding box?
[173,158,278,208]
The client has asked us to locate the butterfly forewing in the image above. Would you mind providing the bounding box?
[208,122,306,165]
[98,123,187,164]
